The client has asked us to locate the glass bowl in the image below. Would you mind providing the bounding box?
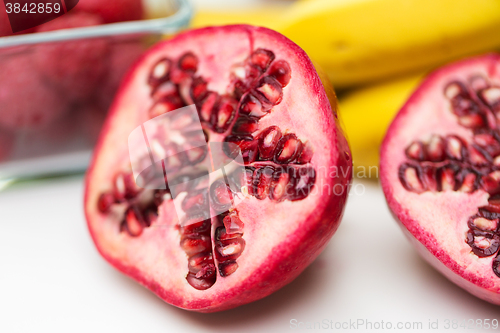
[0,0,192,183]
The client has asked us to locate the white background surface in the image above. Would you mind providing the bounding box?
[1,177,499,333]
[2,0,500,332]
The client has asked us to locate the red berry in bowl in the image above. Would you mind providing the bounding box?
[35,12,109,102]
[75,0,144,24]
[0,53,69,129]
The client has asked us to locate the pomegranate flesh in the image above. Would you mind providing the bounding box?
[381,53,500,305]
[84,25,351,312]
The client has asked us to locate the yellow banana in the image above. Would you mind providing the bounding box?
[339,73,424,178]
[191,8,283,29]
[192,0,500,88]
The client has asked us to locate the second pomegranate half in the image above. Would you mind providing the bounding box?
[381,53,500,305]
[84,25,352,312]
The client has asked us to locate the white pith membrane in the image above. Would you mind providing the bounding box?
[85,26,351,311]
[381,54,500,302]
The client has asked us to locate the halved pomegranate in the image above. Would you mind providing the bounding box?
[381,53,500,305]
[84,25,351,312]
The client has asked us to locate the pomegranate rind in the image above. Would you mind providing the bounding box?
[84,25,351,312]
[381,53,500,305]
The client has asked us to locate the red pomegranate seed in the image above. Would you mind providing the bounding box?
[479,87,500,112]
[474,131,500,156]
[194,263,216,279]
[466,229,500,257]
[222,211,244,234]
[219,261,238,277]
[148,58,172,88]
[178,52,198,72]
[469,75,489,92]
[232,115,259,134]
[239,93,267,118]
[225,135,259,164]
[188,252,214,273]
[444,81,469,100]
[186,272,215,290]
[226,166,250,192]
[469,144,491,165]
[113,172,141,201]
[97,192,115,213]
[421,165,438,192]
[178,77,193,105]
[240,140,259,163]
[452,98,479,116]
[190,76,208,102]
[270,167,291,201]
[274,134,303,164]
[458,112,486,129]
[215,238,245,258]
[223,135,245,160]
[249,48,275,71]
[493,253,500,278]
[161,144,186,173]
[210,179,233,212]
[258,126,282,160]
[426,135,445,162]
[474,131,499,147]
[151,81,177,101]
[153,189,170,206]
[255,76,283,105]
[180,234,211,256]
[232,79,247,99]
[445,135,466,161]
[142,207,158,227]
[297,141,313,164]
[254,166,275,200]
[216,225,243,242]
[267,60,291,87]
[245,64,262,83]
[243,167,255,195]
[198,91,219,123]
[288,167,316,201]
[123,206,145,237]
[437,164,457,191]
[149,96,183,118]
[481,171,500,195]
[457,169,478,193]
[183,218,211,234]
[405,141,426,161]
[182,145,207,166]
[213,96,237,133]
[485,195,500,214]
[468,216,499,232]
[399,164,425,193]
[181,189,209,213]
